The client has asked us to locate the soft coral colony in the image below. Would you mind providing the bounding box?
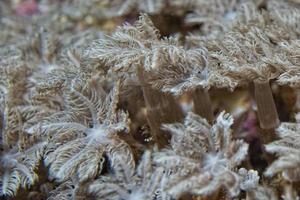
[1,0,300,200]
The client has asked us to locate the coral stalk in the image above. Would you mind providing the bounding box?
[137,67,183,148]
[282,181,298,200]
[191,88,214,122]
[254,80,279,130]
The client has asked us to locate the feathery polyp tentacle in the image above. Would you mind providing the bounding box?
[41,122,89,134]
[68,86,99,127]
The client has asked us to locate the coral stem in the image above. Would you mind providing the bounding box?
[137,67,183,147]
[254,80,279,130]
[282,181,298,200]
[192,88,214,122]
